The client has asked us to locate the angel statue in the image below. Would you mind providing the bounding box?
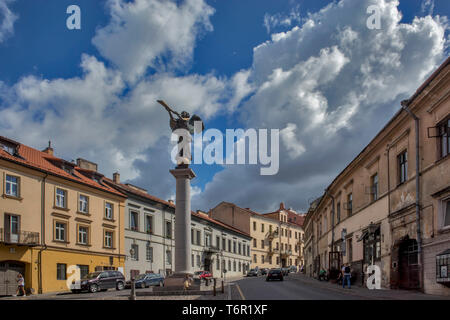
[157,100,204,168]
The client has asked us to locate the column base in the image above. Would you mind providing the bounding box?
[164,272,199,290]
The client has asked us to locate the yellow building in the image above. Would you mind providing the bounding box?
[0,137,126,294]
[210,202,305,270]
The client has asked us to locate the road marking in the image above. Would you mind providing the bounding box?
[235,283,246,300]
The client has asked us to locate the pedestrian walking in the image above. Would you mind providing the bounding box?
[342,264,351,289]
[14,273,26,297]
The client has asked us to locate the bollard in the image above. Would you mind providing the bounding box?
[129,278,136,300]
[213,278,216,296]
[221,280,224,293]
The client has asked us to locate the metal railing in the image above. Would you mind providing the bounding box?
[204,244,220,253]
[0,228,40,245]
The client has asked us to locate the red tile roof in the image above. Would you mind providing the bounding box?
[104,178,251,238]
[0,136,126,198]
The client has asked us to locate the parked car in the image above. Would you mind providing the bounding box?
[75,270,125,293]
[289,266,297,273]
[266,269,284,281]
[126,273,165,289]
[281,268,290,276]
[246,269,260,277]
[260,268,269,275]
[193,271,213,280]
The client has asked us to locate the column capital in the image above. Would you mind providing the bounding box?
[170,167,196,180]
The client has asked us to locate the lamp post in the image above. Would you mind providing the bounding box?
[129,248,136,300]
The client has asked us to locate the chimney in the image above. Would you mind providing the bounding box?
[42,141,54,156]
[280,202,285,210]
[113,172,120,184]
[168,199,174,205]
[76,158,98,171]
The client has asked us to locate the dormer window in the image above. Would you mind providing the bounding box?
[2,144,15,155]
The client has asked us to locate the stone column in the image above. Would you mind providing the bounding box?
[170,167,196,274]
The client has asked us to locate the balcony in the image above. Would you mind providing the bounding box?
[265,230,279,241]
[280,249,292,258]
[0,228,40,246]
[267,247,279,256]
[204,245,220,254]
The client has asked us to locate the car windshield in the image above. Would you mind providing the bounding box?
[136,274,147,280]
[194,271,203,275]
[86,272,102,279]
[249,269,256,272]
[270,270,281,274]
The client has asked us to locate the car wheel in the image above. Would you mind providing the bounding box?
[89,284,98,293]
[116,281,124,291]
[159,281,164,287]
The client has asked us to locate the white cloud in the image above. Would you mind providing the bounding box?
[421,0,434,16]
[0,0,17,43]
[195,0,448,212]
[92,0,214,83]
[263,5,301,34]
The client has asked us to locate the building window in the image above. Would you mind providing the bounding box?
[261,239,265,249]
[55,222,66,242]
[347,238,353,263]
[233,261,236,271]
[337,202,341,224]
[228,260,231,271]
[253,238,257,248]
[104,231,113,248]
[105,202,113,220]
[228,239,231,252]
[197,230,202,245]
[145,215,153,234]
[165,221,172,239]
[146,244,153,262]
[438,118,450,159]
[253,254,257,263]
[192,254,194,267]
[197,255,201,267]
[77,265,89,279]
[77,225,89,245]
[57,263,67,280]
[78,195,89,213]
[253,221,256,231]
[238,243,242,255]
[214,235,219,249]
[205,233,212,247]
[131,244,139,260]
[247,245,250,256]
[261,255,265,264]
[398,151,408,184]
[261,223,264,232]
[222,238,226,250]
[371,173,378,201]
[444,200,450,228]
[238,262,241,272]
[233,241,236,253]
[5,175,19,197]
[129,211,139,231]
[56,188,67,208]
[347,193,353,216]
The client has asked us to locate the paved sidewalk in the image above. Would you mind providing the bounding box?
[289,273,450,300]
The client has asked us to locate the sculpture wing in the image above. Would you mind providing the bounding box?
[188,114,204,134]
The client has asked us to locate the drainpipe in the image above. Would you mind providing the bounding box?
[400,99,423,291]
[38,173,49,294]
[324,189,335,251]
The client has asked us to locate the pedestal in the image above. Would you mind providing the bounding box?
[165,167,196,289]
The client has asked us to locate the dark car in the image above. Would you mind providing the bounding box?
[75,271,125,293]
[266,269,284,281]
[126,273,165,289]
[246,269,260,277]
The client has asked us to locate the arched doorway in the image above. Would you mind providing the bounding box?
[0,261,25,296]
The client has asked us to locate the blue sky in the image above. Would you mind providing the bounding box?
[0,0,448,212]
